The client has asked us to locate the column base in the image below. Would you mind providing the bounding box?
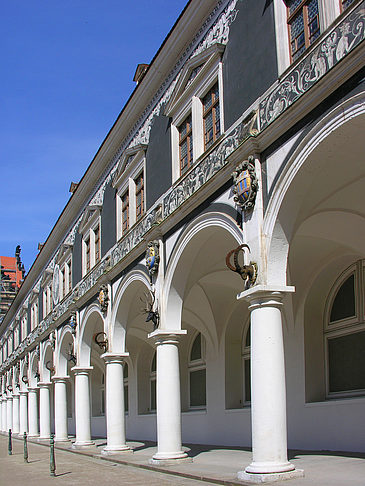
[54,437,72,444]
[101,445,133,455]
[72,441,95,449]
[238,469,304,483]
[149,451,192,466]
[28,434,39,439]
[38,435,52,441]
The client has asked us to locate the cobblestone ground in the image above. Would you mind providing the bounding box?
[0,435,211,486]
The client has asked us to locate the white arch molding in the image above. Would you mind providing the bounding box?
[164,211,243,331]
[263,92,365,286]
[110,270,151,353]
[78,304,105,367]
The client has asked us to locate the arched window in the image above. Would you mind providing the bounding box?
[325,261,365,397]
[242,322,251,404]
[188,332,206,408]
[150,352,156,412]
[124,362,129,413]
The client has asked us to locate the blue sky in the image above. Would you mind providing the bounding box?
[0,0,187,272]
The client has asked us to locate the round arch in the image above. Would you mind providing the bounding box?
[163,211,243,343]
[56,325,75,376]
[263,92,365,286]
[110,270,151,353]
[78,305,105,367]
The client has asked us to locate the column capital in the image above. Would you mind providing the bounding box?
[28,387,38,392]
[52,375,70,383]
[148,329,187,345]
[71,366,93,375]
[100,353,129,364]
[237,284,295,307]
[38,382,52,389]
[19,390,28,396]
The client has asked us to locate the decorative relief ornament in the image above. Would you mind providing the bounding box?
[98,284,109,314]
[232,156,258,211]
[145,241,160,278]
[226,244,257,289]
[69,311,77,335]
[35,344,40,359]
[49,331,56,350]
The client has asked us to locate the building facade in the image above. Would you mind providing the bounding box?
[0,0,364,481]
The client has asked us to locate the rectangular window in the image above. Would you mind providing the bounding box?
[190,369,206,407]
[135,173,144,220]
[287,0,320,62]
[61,268,66,298]
[94,226,100,264]
[328,331,365,393]
[85,237,91,273]
[179,114,193,175]
[203,82,220,150]
[122,191,129,234]
[67,261,72,292]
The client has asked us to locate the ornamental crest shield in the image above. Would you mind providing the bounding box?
[145,240,160,278]
[232,156,258,211]
[98,284,109,314]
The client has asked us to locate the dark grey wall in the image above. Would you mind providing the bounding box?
[38,288,43,322]
[101,181,117,257]
[223,0,278,129]
[72,232,82,286]
[145,112,172,210]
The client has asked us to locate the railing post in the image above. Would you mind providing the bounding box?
[8,429,12,455]
[24,432,28,463]
[50,434,56,477]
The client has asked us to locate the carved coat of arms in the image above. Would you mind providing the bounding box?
[145,241,160,278]
[232,156,258,211]
[98,284,109,314]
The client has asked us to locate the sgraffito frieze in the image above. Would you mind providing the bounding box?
[259,2,365,130]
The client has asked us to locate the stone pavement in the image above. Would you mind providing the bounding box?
[0,433,364,485]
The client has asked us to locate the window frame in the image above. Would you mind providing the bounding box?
[114,146,146,241]
[286,0,321,63]
[188,332,207,410]
[79,208,102,277]
[165,43,225,184]
[324,260,365,399]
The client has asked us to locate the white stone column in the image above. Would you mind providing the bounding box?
[28,387,39,437]
[237,285,303,482]
[12,393,20,434]
[72,367,94,447]
[6,395,13,431]
[2,398,8,432]
[100,353,131,454]
[52,376,70,442]
[0,398,2,431]
[19,391,28,434]
[149,330,189,464]
[38,382,52,439]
